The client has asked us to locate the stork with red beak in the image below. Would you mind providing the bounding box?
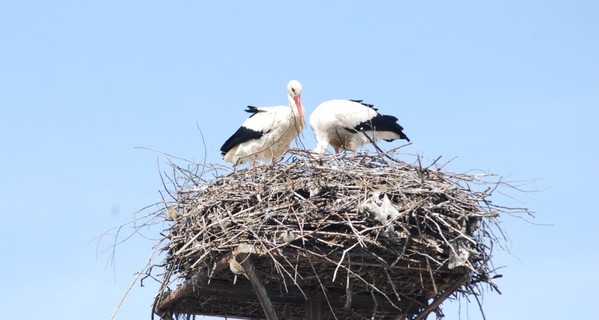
[309,99,409,154]
[220,80,304,165]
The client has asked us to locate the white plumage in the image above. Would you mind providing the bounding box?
[220,80,304,165]
[309,99,409,154]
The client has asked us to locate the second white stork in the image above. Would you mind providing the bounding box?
[309,99,410,154]
[220,80,304,165]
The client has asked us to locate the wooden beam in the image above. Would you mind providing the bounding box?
[154,253,232,318]
[305,291,322,320]
[240,254,279,320]
[281,304,292,320]
[155,253,431,319]
[161,278,416,315]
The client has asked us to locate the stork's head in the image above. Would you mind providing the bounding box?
[287,80,302,98]
[287,80,304,126]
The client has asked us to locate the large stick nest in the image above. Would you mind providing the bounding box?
[153,150,515,320]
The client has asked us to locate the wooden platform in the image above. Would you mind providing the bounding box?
[154,249,468,320]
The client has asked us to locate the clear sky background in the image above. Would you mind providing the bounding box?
[1,1,597,319]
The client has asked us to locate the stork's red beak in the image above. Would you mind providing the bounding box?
[294,95,304,126]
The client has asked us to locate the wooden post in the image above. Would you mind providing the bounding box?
[281,304,292,320]
[414,275,469,320]
[305,291,322,320]
[240,254,279,320]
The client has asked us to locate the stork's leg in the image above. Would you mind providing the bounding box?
[270,156,280,166]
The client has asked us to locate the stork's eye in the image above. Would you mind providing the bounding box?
[291,88,296,94]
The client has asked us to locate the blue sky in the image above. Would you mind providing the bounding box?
[1,1,597,319]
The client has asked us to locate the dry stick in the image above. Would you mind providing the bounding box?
[249,230,308,299]
[390,234,411,268]
[157,160,177,202]
[194,125,209,179]
[359,131,410,164]
[332,242,359,282]
[426,257,439,295]
[384,268,402,303]
[273,253,307,298]
[305,248,339,320]
[270,252,291,294]
[469,283,488,320]
[370,277,378,319]
[136,146,233,175]
[344,254,353,310]
[432,212,478,245]
[110,240,162,320]
[343,212,367,247]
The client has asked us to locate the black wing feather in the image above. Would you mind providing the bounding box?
[245,106,266,118]
[220,126,265,155]
[349,114,410,142]
[344,100,409,141]
[349,99,378,111]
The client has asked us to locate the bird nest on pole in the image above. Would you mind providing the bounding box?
[152,149,516,320]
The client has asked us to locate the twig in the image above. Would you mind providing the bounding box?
[110,239,162,320]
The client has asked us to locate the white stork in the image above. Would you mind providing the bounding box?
[220,80,304,165]
[309,99,410,154]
